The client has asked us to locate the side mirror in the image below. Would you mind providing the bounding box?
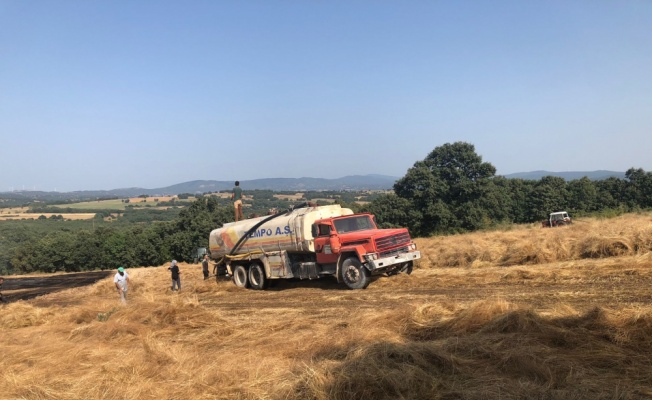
[311,224,318,238]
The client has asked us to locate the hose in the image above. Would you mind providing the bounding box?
[229,202,311,256]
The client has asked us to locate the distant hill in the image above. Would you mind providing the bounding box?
[0,171,631,204]
[0,175,399,202]
[501,170,626,181]
[152,174,398,194]
[159,175,398,194]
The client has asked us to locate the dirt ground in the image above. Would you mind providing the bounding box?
[3,257,651,314]
[2,256,652,399]
[4,216,652,399]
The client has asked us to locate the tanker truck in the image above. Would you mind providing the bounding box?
[209,204,421,290]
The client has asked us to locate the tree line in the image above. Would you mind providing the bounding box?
[2,141,651,275]
[2,197,230,275]
[363,142,651,236]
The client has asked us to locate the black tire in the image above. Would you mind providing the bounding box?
[249,263,268,290]
[233,265,249,288]
[340,257,370,289]
[401,261,414,275]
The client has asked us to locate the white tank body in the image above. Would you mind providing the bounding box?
[209,205,353,258]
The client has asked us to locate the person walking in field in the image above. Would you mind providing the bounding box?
[232,181,244,222]
[202,254,210,280]
[168,260,181,291]
[113,267,130,304]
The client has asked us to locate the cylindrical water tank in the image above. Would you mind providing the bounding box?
[209,205,353,258]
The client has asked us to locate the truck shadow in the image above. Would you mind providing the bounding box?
[265,277,350,291]
[1,271,114,302]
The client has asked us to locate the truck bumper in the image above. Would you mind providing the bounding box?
[365,251,421,273]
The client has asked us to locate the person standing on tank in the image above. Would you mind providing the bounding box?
[232,181,244,222]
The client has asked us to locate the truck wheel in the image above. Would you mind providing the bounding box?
[401,261,413,275]
[340,257,370,289]
[233,265,249,288]
[249,263,268,290]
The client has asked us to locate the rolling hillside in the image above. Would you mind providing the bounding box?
[502,170,625,180]
[0,174,399,202]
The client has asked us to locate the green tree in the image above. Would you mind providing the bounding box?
[393,142,497,235]
[166,196,231,261]
[567,177,599,214]
[10,241,38,274]
[526,176,569,221]
[594,177,628,211]
[475,176,516,226]
[132,227,166,267]
[493,178,534,224]
[361,194,414,229]
[625,168,652,208]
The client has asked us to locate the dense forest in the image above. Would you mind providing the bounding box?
[364,142,652,236]
[1,142,650,275]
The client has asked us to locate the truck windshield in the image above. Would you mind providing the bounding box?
[334,216,375,233]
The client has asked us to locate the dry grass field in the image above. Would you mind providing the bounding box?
[49,196,182,212]
[209,193,252,202]
[310,198,337,204]
[273,193,304,201]
[126,196,176,204]
[1,207,30,213]
[0,206,96,220]
[2,213,652,399]
[0,213,96,221]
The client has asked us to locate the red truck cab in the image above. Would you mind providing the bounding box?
[312,213,420,288]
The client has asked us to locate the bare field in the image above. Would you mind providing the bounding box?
[273,193,304,201]
[1,206,29,213]
[56,196,181,211]
[0,212,96,221]
[126,195,176,204]
[0,206,96,220]
[310,197,337,203]
[2,214,652,399]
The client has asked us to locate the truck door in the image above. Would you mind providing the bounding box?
[314,223,339,265]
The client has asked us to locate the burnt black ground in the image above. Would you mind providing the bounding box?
[1,271,113,302]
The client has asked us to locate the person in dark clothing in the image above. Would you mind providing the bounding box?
[168,260,181,291]
[0,277,6,303]
[202,254,210,280]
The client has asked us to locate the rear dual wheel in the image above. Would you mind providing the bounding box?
[232,263,268,290]
[248,263,268,290]
[233,265,249,288]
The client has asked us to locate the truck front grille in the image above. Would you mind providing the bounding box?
[375,232,411,254]
[379,246,411,258]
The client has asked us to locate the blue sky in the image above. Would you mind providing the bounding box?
[1,1,651,191]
